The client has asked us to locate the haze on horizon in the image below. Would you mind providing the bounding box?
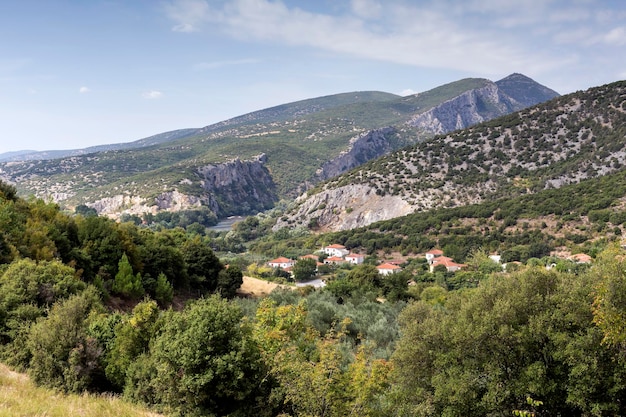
[1,0,625,155]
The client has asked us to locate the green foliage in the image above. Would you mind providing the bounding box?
[27,287,105,393]
[392,264,626,416]
[181,235,223,293]
[0,259,86,367]
[292,258,317,282]
[105,299,161,390]
[126,296,265,416]
[112,254,143,298]
[216,265,243,299]
[154,272,173,306]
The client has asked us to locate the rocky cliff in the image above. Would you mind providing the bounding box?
[197,153,278,216]
[315,127,396,181]
[406,81,527,134]
[274,184,415,232]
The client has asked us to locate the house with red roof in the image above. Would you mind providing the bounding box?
[377,263,402,275]
[425,249,444,264]
[267,257,295,269]
[324,256,347,265]
[430,256,466,273]
[323,244,349,258]
[345,253,365,265]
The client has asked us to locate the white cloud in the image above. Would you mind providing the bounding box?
[603,27,626,46]
[193,58,259,70]
[142,90,163,99]
[162,0,623,79]
[164,0,211,32]
[351,0,382,19]
[79,86,90,94]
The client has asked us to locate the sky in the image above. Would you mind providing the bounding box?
[1,0,625,155]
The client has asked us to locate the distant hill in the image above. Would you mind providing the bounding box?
[274,80,624,232]
[0,73,558,220]
[0,128,201,162]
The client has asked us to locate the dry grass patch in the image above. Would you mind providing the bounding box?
[0,364,162,417]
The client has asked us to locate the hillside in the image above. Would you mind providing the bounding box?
[0,74,557,220]
[275,80,625,231]
[0,364,160,417]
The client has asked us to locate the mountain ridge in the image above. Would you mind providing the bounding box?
[274,79,625,232]
[0,73,559,220]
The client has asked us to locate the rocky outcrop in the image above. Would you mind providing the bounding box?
[197,154,278,216]
[87,190,203,218]
[406,82,520,134]
[315,127,396,181]
[273,184,414,232]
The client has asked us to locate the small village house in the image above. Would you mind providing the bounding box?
[324,244,350,258]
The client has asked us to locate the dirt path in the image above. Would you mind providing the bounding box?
[237,276,290,297]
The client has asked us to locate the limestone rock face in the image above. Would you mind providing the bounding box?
[407,82,520,134]
[316,127,396,181]
[273,184,414,232]
[197,153,278,216]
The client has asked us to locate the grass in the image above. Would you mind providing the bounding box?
[0,364,162,417]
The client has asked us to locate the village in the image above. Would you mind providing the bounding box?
[263,243,594,288]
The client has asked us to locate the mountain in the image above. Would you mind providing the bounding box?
[0,128,201,162]
[0,73,558,220]
[276,80,625,232]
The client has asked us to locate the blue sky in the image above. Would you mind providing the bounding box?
[1,0,625,154]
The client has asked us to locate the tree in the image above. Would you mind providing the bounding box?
[154,272,173,306]
[181,235,223,293]
[127,296,265,416]
[292,258,317,282]
[216,265,243,299]
[27,287,105,393]
[112,253,143,298]
[105,299,160,390]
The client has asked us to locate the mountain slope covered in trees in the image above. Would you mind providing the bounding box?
[0,74,557,220]
[276,79,625,231]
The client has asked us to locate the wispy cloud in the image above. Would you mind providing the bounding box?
[79,86,91,94]
[399,88,418,96]
[142,90,163,99]
[193,58,259,70]
[163,0,625,83]
[163,0,211,32]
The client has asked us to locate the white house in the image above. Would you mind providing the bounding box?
[425,249,444,264]
[267,257,295,269]
[377,263,402,276]
[345,253,365,265]
[324,244,349,258]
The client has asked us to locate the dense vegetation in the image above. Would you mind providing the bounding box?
[3,175,626,416]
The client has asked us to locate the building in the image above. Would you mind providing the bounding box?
[324,244,350,258]
[377,263,402,275]
[267,257,295,269]
[425,249,444,263]
[430,256,466,273]
[345,253,365,265]
[324,256,347,265]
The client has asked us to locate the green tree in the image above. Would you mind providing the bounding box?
[126,296,265,416]
[154,272,173,306]
[105,299,161,390]
[27,287,105,393]
[181,235,223,293]
[112,253,143,298]
[216,265,243,299]
[292,258,317,282]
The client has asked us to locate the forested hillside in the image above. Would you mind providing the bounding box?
[277,80,625,231]
[2,169,626,416]
[0,74,556,221]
